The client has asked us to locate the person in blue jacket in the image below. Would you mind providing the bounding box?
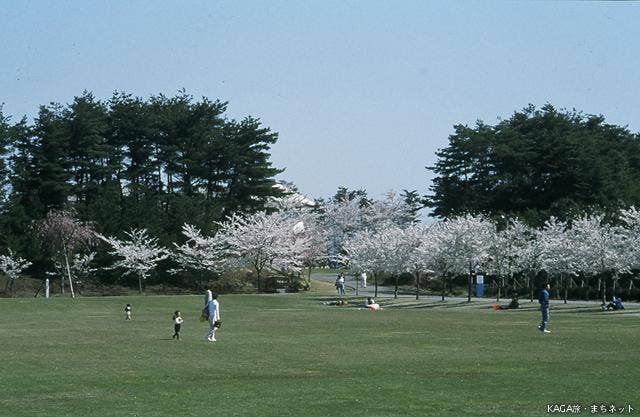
[606,295,625,311]
[538,283,551,333]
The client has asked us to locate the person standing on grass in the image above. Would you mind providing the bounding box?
[361,272,367,288]
[124,304,132,320]
[538,283,551,333]
[172,311,183,340]
[335,273,345,295]
[205,292,221,342]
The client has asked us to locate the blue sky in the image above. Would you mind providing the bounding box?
[1,1,638,201]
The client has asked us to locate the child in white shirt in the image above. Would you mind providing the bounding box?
[172,310,184,340]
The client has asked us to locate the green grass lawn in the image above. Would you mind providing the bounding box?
[0,291,637,417]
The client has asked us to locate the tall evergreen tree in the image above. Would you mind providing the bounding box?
[67,92,115,209]
[427,104,640,225]
[0,110,13,212]
[31,104,71,212]
[222,117,283,215]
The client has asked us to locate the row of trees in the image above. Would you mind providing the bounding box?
[0,91,283,263]
[6,182,640,304]
[341,208,640,304]
[0,184,422,296]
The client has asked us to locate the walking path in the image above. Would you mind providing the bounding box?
[311,272,640,308]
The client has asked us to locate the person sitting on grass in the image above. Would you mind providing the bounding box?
[366,297,382,311]
[323,299,347,306]
[606,296,625,311]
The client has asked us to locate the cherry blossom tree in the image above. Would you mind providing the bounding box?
[217,210,312,292]
[270,183,326,283]
[340,228,386,297]
[378,222,428,299]
[408,223,438,299]
[324,191,416,266]
[323,196,366,265]
[362,191,417,229]
[0,249,32,297]
[571,214,628,304]
[485,219,533,301]
[538,217,578,303]
[172,224,227,274]
[512,222,545,302]
[428,215,494,301]
[341,222,433,299]
[36,209,96,298]
[618,207,640,293]
[98,229,170,294]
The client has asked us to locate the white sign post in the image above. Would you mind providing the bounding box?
[45,278,50,298]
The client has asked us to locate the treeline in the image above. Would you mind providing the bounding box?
[0,91,283,273]
[426,104,640,226]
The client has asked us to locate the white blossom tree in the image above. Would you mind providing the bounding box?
[571,214,628,304]
[323,195,366,265]
[324,191,416,267]
[485,219,533,301]
[217,210,311,292]
[513,223,545,301]
[172,224,227,274]
[340,227,386,297]
[0,249,32,297]
[362,191,417,228]
[98,229,170,294]
[409,223,438,299]
[618,206,640,293]
[377,222,429,299]
[538,217,578,302]
[429,215,494,301]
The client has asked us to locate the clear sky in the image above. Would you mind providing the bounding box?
[1,1,638,201]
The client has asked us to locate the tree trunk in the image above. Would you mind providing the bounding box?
[34,280,44,298]
[63,250,75,299]
[415,271,420,301]
[441,275,446,301]
[393,274,398,298]
[138,273,143,294]
[374,272,378,298]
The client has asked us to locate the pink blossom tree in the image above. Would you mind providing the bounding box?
[36,209,96,298]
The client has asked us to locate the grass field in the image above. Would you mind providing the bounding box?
[0,288,638,417]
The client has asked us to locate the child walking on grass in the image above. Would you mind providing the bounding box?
[172,310,183,340]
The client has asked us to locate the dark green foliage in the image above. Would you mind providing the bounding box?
[0,91,283,287]
[427,104,640,226]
